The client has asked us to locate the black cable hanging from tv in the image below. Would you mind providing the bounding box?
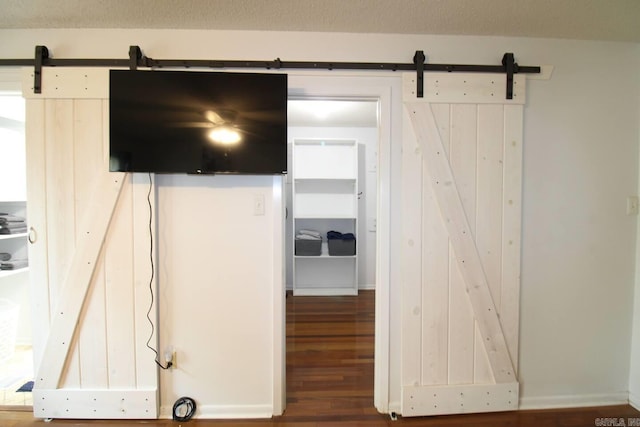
[0,45,541,99]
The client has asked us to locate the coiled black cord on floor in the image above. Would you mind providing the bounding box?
[172,396,196,422]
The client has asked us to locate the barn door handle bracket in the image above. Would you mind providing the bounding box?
[33,45,49,94]
[413,50,426,98]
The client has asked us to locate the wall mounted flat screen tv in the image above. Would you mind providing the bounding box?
[109,70,287,174]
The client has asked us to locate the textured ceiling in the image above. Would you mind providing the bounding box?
[0,0,639,42]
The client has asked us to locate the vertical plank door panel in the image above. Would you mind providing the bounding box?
[420,104,450,386]
[500,105,524,372]
[474,104,505,384]
[104,175,137,388]
[44,99,76,321]
[74,99,109,388]
[476,104,504,310]
[400,110,424,389]
[43,99,82,389]
[447,104,478,385]
[25,98,51,370]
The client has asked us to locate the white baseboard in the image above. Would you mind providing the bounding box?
[285,284,376,292]
[160,404,272,419]
[519,392,628,410]
[630,391,640,411]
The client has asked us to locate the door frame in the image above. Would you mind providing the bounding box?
[0,69,33,409]
[280,73,401,413]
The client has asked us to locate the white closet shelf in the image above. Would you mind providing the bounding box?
[294,178,356,182]
[294,215,356,219]
[0,232,28,240]
[0,267,29,278]
[294,255,356,259]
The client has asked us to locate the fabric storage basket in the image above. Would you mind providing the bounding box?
[0,298,19,362]
[328,238,356,256]
[295,239,322,256]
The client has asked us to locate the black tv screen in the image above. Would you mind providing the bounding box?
[109,70,287,174]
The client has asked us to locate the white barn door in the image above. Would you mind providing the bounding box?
[23,68,158,419]
[401,72,524,416]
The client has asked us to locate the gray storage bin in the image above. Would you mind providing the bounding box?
[295,239,322,256]
[328,238,356,256]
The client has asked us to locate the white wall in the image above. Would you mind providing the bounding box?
[0,271,30,344]
[630,43,640,410]
[517,40,639,408]
[633,198,640,409]
[156,174,280,418]
[1,28,639,413]
[287,126,378,289]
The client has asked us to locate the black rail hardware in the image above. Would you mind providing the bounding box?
[502,53,516,100]
[33,45,49,94]
[413,50,426,98]
[129,45,142,71]
[0,45,541,98]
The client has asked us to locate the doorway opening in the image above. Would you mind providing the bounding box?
[284,97,379,415]
[0,93,33,407]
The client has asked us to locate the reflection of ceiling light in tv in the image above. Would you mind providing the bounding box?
[208,126,241,145]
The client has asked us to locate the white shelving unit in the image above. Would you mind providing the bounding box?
[292,139,358,296]
[0,95,29,280]
[0,201,29,279]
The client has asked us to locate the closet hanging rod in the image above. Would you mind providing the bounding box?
[0,45,541,99]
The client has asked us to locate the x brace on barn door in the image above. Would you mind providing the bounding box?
[0,45,541,99]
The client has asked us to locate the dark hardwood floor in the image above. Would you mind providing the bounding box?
[285,290,377,419]
[1,289,639,426]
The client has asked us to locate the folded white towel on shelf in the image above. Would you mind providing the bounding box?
[297,229,321,238]
[296,233,321,241]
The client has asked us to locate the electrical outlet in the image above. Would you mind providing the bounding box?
[627,196,639,216]
[164,346,176,369]
[170,351,177,369]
